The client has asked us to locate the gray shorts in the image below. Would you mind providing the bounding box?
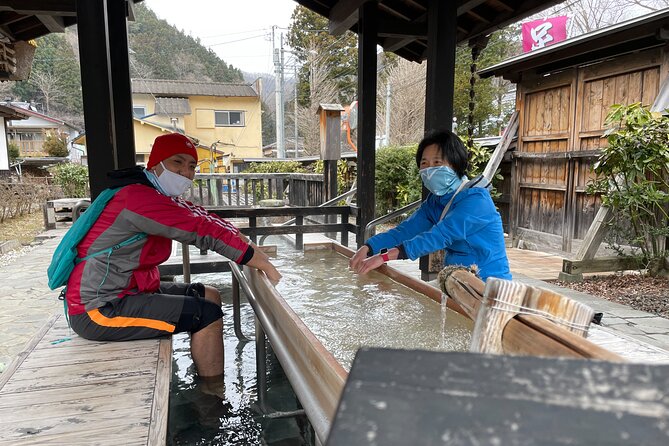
[70,282,221,341]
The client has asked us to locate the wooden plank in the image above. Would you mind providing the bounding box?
[8,425,148,446]
[513,150,600,159]
[581,80,592,132]
[523,132,569,142]
[0,313,171,445]
[628,70,644,103]
[616,73,630,105]
[148,337,172,446]
[563,256,645,275]
[0,314,58,391]
[0,376,154,409]
[0,407,150,443]
[601,76,616,128]
[2,358,157,394]
[642,67,661,106]
[0,388,153,423]
[573,204,614,261]
[559,84,570,132]
[481,111,518,182]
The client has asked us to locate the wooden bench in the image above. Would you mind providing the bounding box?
[0,314,172,445]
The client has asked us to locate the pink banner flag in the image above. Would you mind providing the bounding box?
[522,16,568,53]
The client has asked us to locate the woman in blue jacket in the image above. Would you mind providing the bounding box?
[350,130,511,282]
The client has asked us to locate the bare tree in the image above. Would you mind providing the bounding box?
[0,81,14,100]
[296,40,339,155]
[129,54,155,80]
[377,58,426,146]
[29,70,65,114]
[173,53,210,82]
[541,0,662,36]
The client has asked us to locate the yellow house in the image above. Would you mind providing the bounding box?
[74,118,225,172]
[131,78,263,172]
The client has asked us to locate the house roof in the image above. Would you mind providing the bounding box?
[0,1,144,42]
[131,79,258,98]
[293,0,562,62]
[0,104,28,120]
[1,102,79,129]
[73,117,208,149]
[154,97,191,115]
[479,8,669,82]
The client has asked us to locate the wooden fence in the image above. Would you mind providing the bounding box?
[184,173,325,207]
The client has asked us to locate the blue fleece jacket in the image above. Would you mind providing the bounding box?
[366,188,511,281]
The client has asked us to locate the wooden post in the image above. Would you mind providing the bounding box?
[106,0,135,169]
[318,101,344,240]
[559,205,614,282]
[76,0,135,199]
[471,278,595,354]
[356,1,378,246]
[421,0,457,281]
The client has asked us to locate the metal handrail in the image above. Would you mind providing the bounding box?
[363,199,421,241]
[258,186,357,245]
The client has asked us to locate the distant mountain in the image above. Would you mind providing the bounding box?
[128,4,243,83]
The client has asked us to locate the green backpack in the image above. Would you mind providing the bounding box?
[47,187,147,290]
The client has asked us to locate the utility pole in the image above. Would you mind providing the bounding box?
[294,63,298,158]
[384,83,391,147]
[274,29,286,158]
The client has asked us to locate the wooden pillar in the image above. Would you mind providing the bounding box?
[424,0,456,132]
[420,0,457,280]
[107,0,136,168]
[76,0,135,199]
[356,1,378,246]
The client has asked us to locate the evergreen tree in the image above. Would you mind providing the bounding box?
[454,26,521,137]
[287,5,358,107]
[11,32,82,117]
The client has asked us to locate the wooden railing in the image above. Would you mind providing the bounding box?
[185,173,324,207]
[209,205,356,249]
[10,140,47,157]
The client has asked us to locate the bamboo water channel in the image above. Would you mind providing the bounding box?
[236,241,622,444]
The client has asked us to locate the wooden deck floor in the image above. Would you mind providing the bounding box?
[0,314,172,445]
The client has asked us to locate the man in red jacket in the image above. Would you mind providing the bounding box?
[66,132,280,388]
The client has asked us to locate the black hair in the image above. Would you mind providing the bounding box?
[415,130,468,178]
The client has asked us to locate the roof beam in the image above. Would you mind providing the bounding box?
[0,1,76,16]
[36,14,65,32]
[329,0,369,36]
[381,36,414,52]
[377,17,425,39]
[456,0,489,15]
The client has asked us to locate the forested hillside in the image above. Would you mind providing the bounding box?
[1,3,243,129]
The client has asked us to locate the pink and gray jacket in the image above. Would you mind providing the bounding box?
[65,167,253,316]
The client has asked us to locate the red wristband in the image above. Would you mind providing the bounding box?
[381,252,390,262]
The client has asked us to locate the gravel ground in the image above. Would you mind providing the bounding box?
[552,274,669,319]
[0,244,37,268]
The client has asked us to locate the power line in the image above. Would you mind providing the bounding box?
[207,33,268,47]
[199,28,270,39]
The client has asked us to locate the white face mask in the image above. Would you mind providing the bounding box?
[155,161,193,196]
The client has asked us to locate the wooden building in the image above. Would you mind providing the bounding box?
[480,9,669,254]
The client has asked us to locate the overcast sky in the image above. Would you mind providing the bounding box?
[143,0,298,74]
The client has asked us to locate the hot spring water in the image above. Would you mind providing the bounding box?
[167,238,472,444]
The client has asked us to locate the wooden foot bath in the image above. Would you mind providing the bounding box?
[238,242,621,444]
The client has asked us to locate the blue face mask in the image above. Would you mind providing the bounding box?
[420,166,463,196]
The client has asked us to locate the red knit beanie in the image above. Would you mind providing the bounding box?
[147,133,198,169]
